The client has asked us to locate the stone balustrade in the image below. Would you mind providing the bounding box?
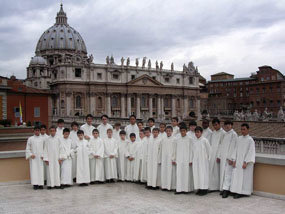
[253,137,285,155]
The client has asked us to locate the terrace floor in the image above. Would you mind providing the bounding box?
[0,182,284,214]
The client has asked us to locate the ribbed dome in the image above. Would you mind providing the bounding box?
[29,56,47,65]
[35,4,87,54]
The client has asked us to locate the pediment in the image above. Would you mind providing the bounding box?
[127,74,163,86]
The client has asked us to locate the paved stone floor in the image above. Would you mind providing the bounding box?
[0,182,284,214]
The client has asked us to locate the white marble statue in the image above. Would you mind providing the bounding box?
[252,109,259,121]
[171,62,174,71]
[135,58,139,67]
[148,59,151,69]
[126,57,130,66]
[277,107,284,122]
[142,57,147,68]
[121,57,125,66]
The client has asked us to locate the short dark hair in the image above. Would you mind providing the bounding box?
[92,129,99,134]
[212,118,220,124]
[224,120,233,125]
[107,128,113,132]
[144,127,151,132]
[130,133,136,138]
[77,130,84,135]
[241,123,249,129]
[180,126,187,131]
[40,124,47,129]
[114,122,121,127]
[57,119,64,124]
[129,115,136,119]
[195,126,203,133]
[49,125,57,130]
[172,117,178,122]
[63,128,70,134]
[86,114,93,120]
[152,128,159,132]
[166,126,173,131]
[137,121,143,125]
[101,114,109,119]
[159,123,166,127]
[148,118,155,123]
[34,126,40,131]
[189,120,197,126]
[179,122,187,128]
[119,130,126,135]
[202,119,209,124]
[71,121,79,128]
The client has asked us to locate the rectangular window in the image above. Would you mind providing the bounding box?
[97,73,102,79]
[176,78,180,84]
[75,68,82,78]
[189,77,194,84]
[165,77,170,83]
[113,74,119,80]
[14,107,20,118]
[34,107,40,118]
[131,75,136,80]
[152,76,156,80]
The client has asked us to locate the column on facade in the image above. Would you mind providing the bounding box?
[172,96,176,117]
[161,95,164,120]
[66,93,71,116]
[157,96,161,120]
[56,96,60,116]
[149,95,153,118]
[90,93,96,116]
[197,98,201,120]
[183,96,188,118]
[121,94,126,118]
[127,95,131,117]
[106,94,111,117]
[136,94,141,119]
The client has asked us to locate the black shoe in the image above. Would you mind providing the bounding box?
[33,185,38,190]
[38,186,43,190]
[174,191,183,195]
[90,181,96,185]
[145,186,152,190]
[73,178,76,183]
[55,186,61,189]
[220,191,223,195]
[222,190,229,198]
[195,190,201,195]
[234,194,241,199]
[60,185,65,189]
[47,186,52,190]
[199,190,208,196]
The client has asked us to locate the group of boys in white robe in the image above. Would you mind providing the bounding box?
[26,116,255,199]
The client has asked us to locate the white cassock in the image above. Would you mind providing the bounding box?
[230,135,255,195]
[40,133,49,181]
[104,137,118,179]
[141,136,150,182]
[161,135,176,190]
[56,127,64,138]
[209,128,225,190]
[147,136,162,187]
[126,141,138,181]
[217,129,238,191]
[133,140,143,181]
[43,136,61,187]
[175,135,194,192]
[113,129,121,141]
[192,136,211,190]
[80,123,95,139]
[117,139,129,181]
[187,130,196,140]
[125,124,139,139]
[59,137,74,185]
[76,139,90,184]
[97,123,113,139]
[150,126,155,132]
[172,126,180,137]
[89,137,105,182]
[26,135,44,186]
[202,127,212,142]
[69,130,78,179]
[158,132,167,138]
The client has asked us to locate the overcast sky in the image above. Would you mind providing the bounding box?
[0,0,285,80]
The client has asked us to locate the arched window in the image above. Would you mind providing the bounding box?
[75,96,81,108]
[98,97,102,108]
[61,100,65,109]
[189,97,195,108]
[111,96,118,108]
[176,98,180,108]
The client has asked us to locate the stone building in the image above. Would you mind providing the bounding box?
[25,4,201,122]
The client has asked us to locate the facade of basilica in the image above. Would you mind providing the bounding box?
[25,4,201,122]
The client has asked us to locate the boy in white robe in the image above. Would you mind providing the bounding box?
[89,129,105,183]
[217,120,238,198]
[76,130,90,186]
[192,126,211,196]
[126,133,138,181]
[40,124,49,184]
[202,119,212,142]
[187,120,197,139]
[133,130,144,182]
[104,128,118,182]
[80,114,95,141]
[56,119,64,138]
[171,117,180,137]
[147,118,156,132]
[113,123,121,141]
[117,130,128,181]
[59,128,74,187]
[97,114,113,139]
[209,117,225,191]
[26,126,44,190]
[146,128,162,190]
[44,126,62,189]
[158,123,167,138]
[137,121,144,132]
[125,115,140,139]
[161,126,176,191]
[231,123,255,199]
[173,125,194,194]
[141,127,151,183]
[70,121,79,181]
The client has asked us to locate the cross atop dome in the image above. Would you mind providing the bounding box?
[55,3,68,26]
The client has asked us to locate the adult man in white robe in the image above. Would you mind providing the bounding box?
[97,114,113,139]
[141,127,151,183]
[89,129,105,183]
[80,114,95,141]
[104,129,118,182]
[231,123,255,199]
[26,126,44,190]
[173,126,194,194]
[125,115,139,140]
[209,118,225,191]
[161,126,176,191]
[202,119,212,142]
[44,126,62,189]
[55,119,64,138]
[191,126,211,196]
[217,120,238,198]
[146,128,162,189]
